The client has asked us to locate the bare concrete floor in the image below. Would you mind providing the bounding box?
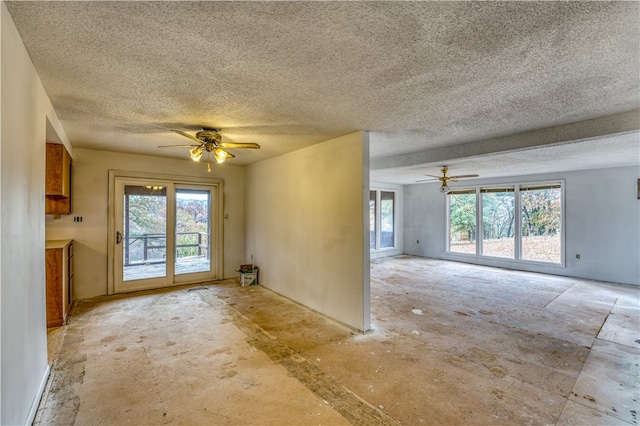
[39,256,639,425]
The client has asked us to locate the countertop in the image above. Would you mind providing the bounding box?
[46,239,73,249]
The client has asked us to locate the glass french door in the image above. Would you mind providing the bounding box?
[114,178,218,293]
[174,186,213,280]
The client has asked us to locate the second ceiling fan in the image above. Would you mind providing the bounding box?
[417,166,479,193]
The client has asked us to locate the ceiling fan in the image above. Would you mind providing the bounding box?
[159,128,260,171]
[416,166,479,193]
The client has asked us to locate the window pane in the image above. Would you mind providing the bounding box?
[369,191,376,249]
[380,192,395,248]
[521,187,562,263]
[482,190,515,258]
[175,189,211,275]
[449,193,476,254]
[123,185,167,281]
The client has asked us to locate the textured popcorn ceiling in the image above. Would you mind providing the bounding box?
[5,1,639,182]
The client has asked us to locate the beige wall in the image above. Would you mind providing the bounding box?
[46,148,246,299]
[245,132,370,331]
[1,3,70,424]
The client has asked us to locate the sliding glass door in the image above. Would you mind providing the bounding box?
[113,178,219,293]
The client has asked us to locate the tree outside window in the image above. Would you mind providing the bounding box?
[481,188,515,259]
[447,182,562,264]
[449,191,476,254]
[521,185,561,262]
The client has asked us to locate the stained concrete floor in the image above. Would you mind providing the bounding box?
[38,256,639,425]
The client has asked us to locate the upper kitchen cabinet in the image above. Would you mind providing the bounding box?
[46,142,72,215]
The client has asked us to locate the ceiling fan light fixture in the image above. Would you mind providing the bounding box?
[161,128,260,166]
[416,166,478,191]
[214,148,228,164]
[189,146,203,162]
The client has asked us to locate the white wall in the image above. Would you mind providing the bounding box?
[369,181,404,260]
[45,148,246,299]
[404,166,640,286]
[1,3,70,424]
[245,132,370,331]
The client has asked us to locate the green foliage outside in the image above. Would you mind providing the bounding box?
[450,189,560,241]
[175,197,209,258]
[128,195,166,235]
[126,194,209,262]
[449,193,476,243]
[521,188,561,236]
[482,192,515,240]
[449,188,561,262]
[126,195,166,262]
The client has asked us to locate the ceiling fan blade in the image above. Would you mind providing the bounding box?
[449,174,479,179]
[223,150,235,158]
[172,129,204,144]
[416,178,438,182]
[158,144,200,148]
[423,174,442,179]
[219,142,261,149]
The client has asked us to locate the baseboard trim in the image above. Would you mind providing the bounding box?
[26,364,50,426]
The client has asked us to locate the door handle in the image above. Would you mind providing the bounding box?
[116,231,122,245]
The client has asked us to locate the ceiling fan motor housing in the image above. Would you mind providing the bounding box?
[196,129,222,146]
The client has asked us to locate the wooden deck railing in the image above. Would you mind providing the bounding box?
[124,232,208,266]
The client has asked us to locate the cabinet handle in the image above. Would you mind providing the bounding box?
[116,231,122,244]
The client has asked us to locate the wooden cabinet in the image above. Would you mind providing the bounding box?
[46,142,72,215]
[46,240,74,328]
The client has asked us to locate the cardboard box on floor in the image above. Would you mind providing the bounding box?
[238,264,259,287]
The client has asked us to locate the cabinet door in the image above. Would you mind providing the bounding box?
[46,143,71,196]
[46,248,64,328]
[67,243,74,306]
[45,143,72,214]
[45,195,71,215]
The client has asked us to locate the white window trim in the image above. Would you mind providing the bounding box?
[446,180,565,267]
[370,188,398,252]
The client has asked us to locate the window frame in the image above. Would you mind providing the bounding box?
[370,188,398,252]
[446,180,565,266]
[480,185,516,259]
[447,188,477,256]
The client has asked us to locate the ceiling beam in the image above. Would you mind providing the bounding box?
[370,110,640,170]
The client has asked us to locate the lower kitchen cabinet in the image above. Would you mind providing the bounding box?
[46,240,74,328]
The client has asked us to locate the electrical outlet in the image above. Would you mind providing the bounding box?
[224,213,229,219]
[251,254,254,261]
[576,254,580,259]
